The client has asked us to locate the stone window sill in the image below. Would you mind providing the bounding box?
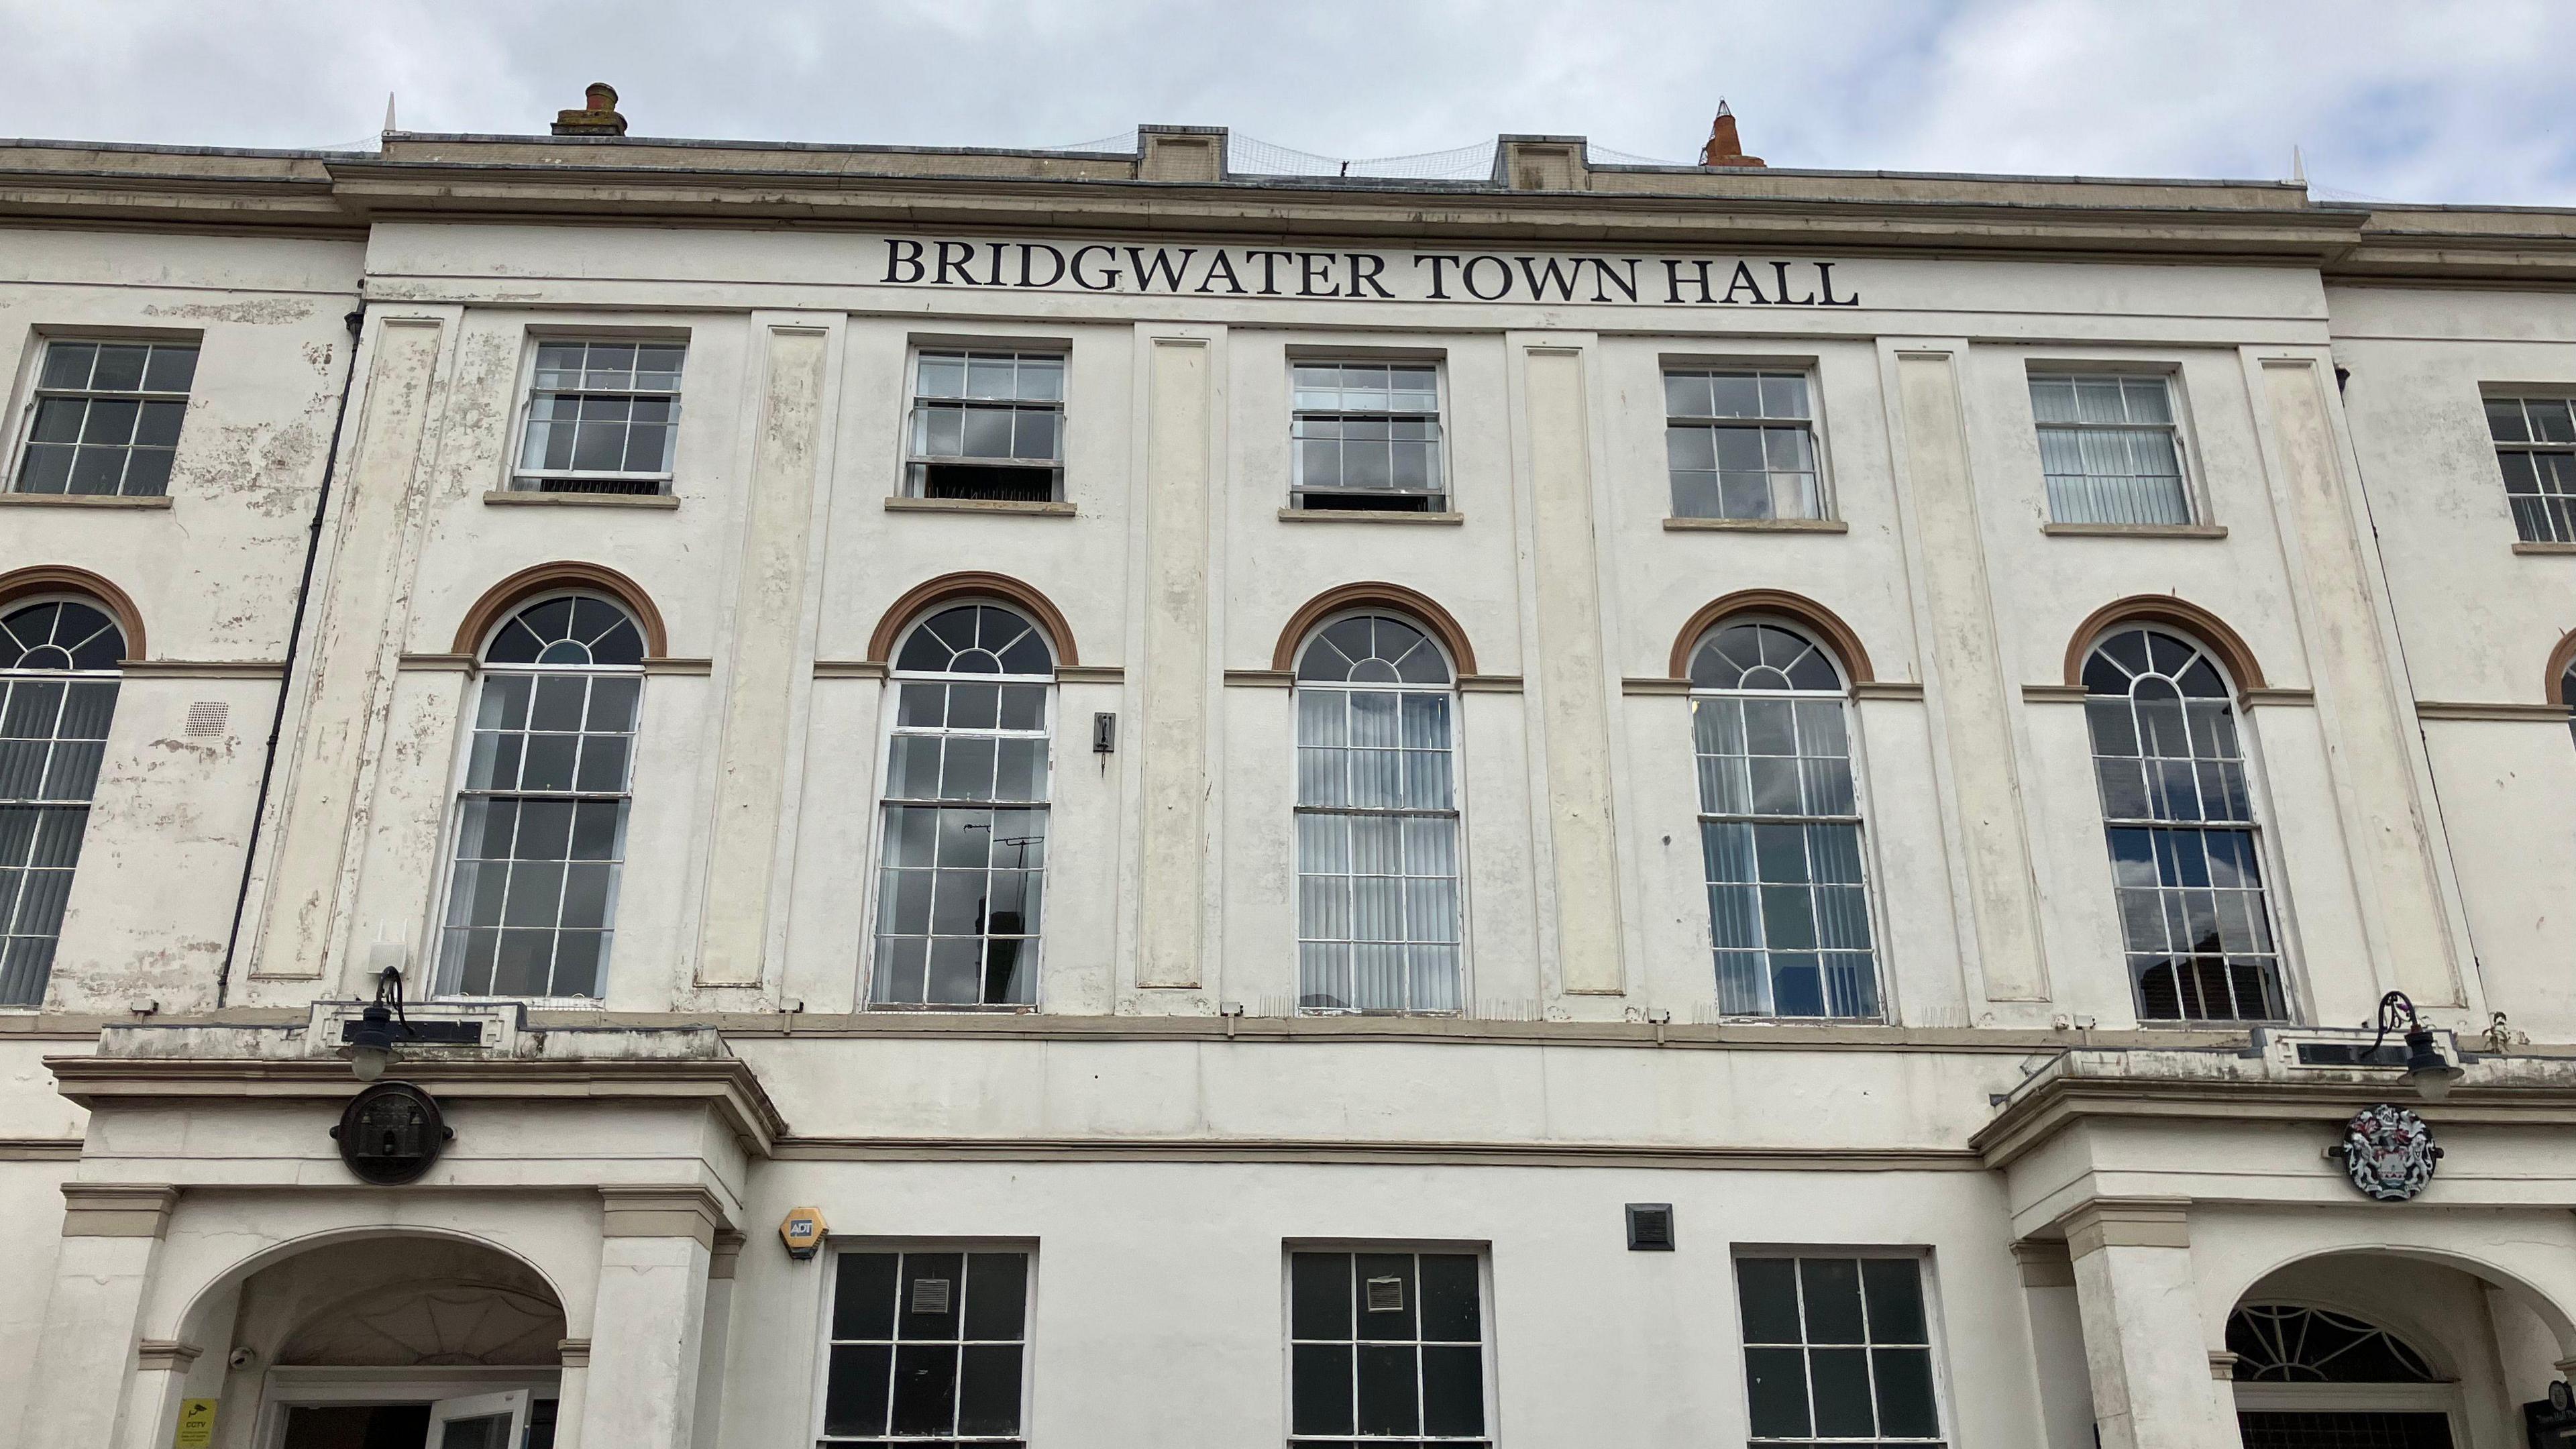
[1662,516,1846,533]
[885,496,1076,517]
[1277,508,1464,525]
[2512,541,2576,555]
[0,492,172,509]
[2042,522,2227,539]
[484,490,678,509]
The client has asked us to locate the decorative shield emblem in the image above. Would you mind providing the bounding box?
[332,1081,451,1185]
[2336,1104,2441,1201]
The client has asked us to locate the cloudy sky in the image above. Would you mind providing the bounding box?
[2,0,2569,205]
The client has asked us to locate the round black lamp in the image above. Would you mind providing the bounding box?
[2371,990,2465,1102]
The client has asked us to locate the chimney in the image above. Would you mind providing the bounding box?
[551,83,627,137]
[1699,99,1764,168]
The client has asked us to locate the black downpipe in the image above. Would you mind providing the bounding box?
[215,305,366,1008]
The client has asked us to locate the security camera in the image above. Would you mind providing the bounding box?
[228,1347,256,1371]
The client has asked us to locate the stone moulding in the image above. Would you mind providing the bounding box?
[44,1054,789,1156]
[1969,1049,2576,1171]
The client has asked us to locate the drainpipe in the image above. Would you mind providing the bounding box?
[216,304,366,1008]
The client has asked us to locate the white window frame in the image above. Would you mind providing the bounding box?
[900,345,1069,501]
[1688,617,1887,1022]
[505,332,687,496]
[2027,365,2201,527]
[1282,1242,1497,1448]
[427,590,645,1005]
[0,594,125,1009]
[1661,364,1829,522]
[861,604,1057,1012]
[1290,609,1472,1016]
[2079,625,2298,1026]
[5,332,201,498]
[810,1240,1038,1448]
[2481,388,2576,545]
[1729,1246,1955,1449]
[1287,356,1451,512]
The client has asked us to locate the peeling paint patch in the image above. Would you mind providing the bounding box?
[144,297,315,325]
[173,402,327,517]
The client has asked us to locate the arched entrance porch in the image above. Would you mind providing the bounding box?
[194,1233,571,1449]
[2226,1249,2571,1448]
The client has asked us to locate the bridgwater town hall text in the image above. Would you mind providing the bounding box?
[5,87,2576,1449]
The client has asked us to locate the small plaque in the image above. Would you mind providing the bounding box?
[780,1205,828,1260]
[330,1082,449,1185]
[910,1277,953,1315]
[173,1398,217,1448]
[1364,1275,1405,1313]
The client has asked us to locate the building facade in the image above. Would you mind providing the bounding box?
[3,108,2575,1449]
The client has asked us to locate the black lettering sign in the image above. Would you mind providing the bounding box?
[873,238,1862,308]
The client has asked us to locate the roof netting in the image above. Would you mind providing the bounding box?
[1040,129,1697,178]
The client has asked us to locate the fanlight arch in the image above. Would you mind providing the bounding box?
[867,572,1077,669]
[1667,590,1872,685]
[0,598,127,672]
[450,561,666,659]
[2225,1303,2441,1384]
[479,592,646,667]
[1295,610,1454,686]
[894,603,1057,677]
[1688,619,1846,693]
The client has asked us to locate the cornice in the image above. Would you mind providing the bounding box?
[1970,1066,2576,1169]
[44,1054,789,1154]
[7,134,2576,280]
[769,1136,1984,1171]
[321,164,2371,258]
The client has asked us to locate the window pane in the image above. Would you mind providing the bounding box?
[1874,1346,1941,1437]
[962,1252,1027,1340]
[1421,1344,1485,1436]
[1809,1346,1878,1436]
[821,1344,892,1436]
[1737,1258,1803,1343]
[954,1344,1022,1434]
[1862,1257,1927,1342]
[1354,1345,1419,1434]
[1291,1343,1354,1434]
[887,1344,957,1434]
[1801,1258,1866,1342]
[1743,1346,1812,1438]
[1417,1254,1479,1340]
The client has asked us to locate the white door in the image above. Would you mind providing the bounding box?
[427,1390,530,1449]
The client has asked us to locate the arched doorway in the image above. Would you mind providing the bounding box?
[2228,1302,2457,1448]
[213,1236,568,1449]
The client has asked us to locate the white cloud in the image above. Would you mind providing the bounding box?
[0,0,2568,203]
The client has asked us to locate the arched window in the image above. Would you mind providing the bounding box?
[0,599,124,1006]
[1293,612,1460,1014]
[2083,626,2286,1023]
[872,604,1055,1008]
[435,594,645,999]
[2225,1305,2439,1383]
[1688,621,1878,1018]
[2560,647,2574,747]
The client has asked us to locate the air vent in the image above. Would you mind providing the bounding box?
[1364,1275,1405,1313]
[185,701,227,737]
[1627,1202,1676,1252]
